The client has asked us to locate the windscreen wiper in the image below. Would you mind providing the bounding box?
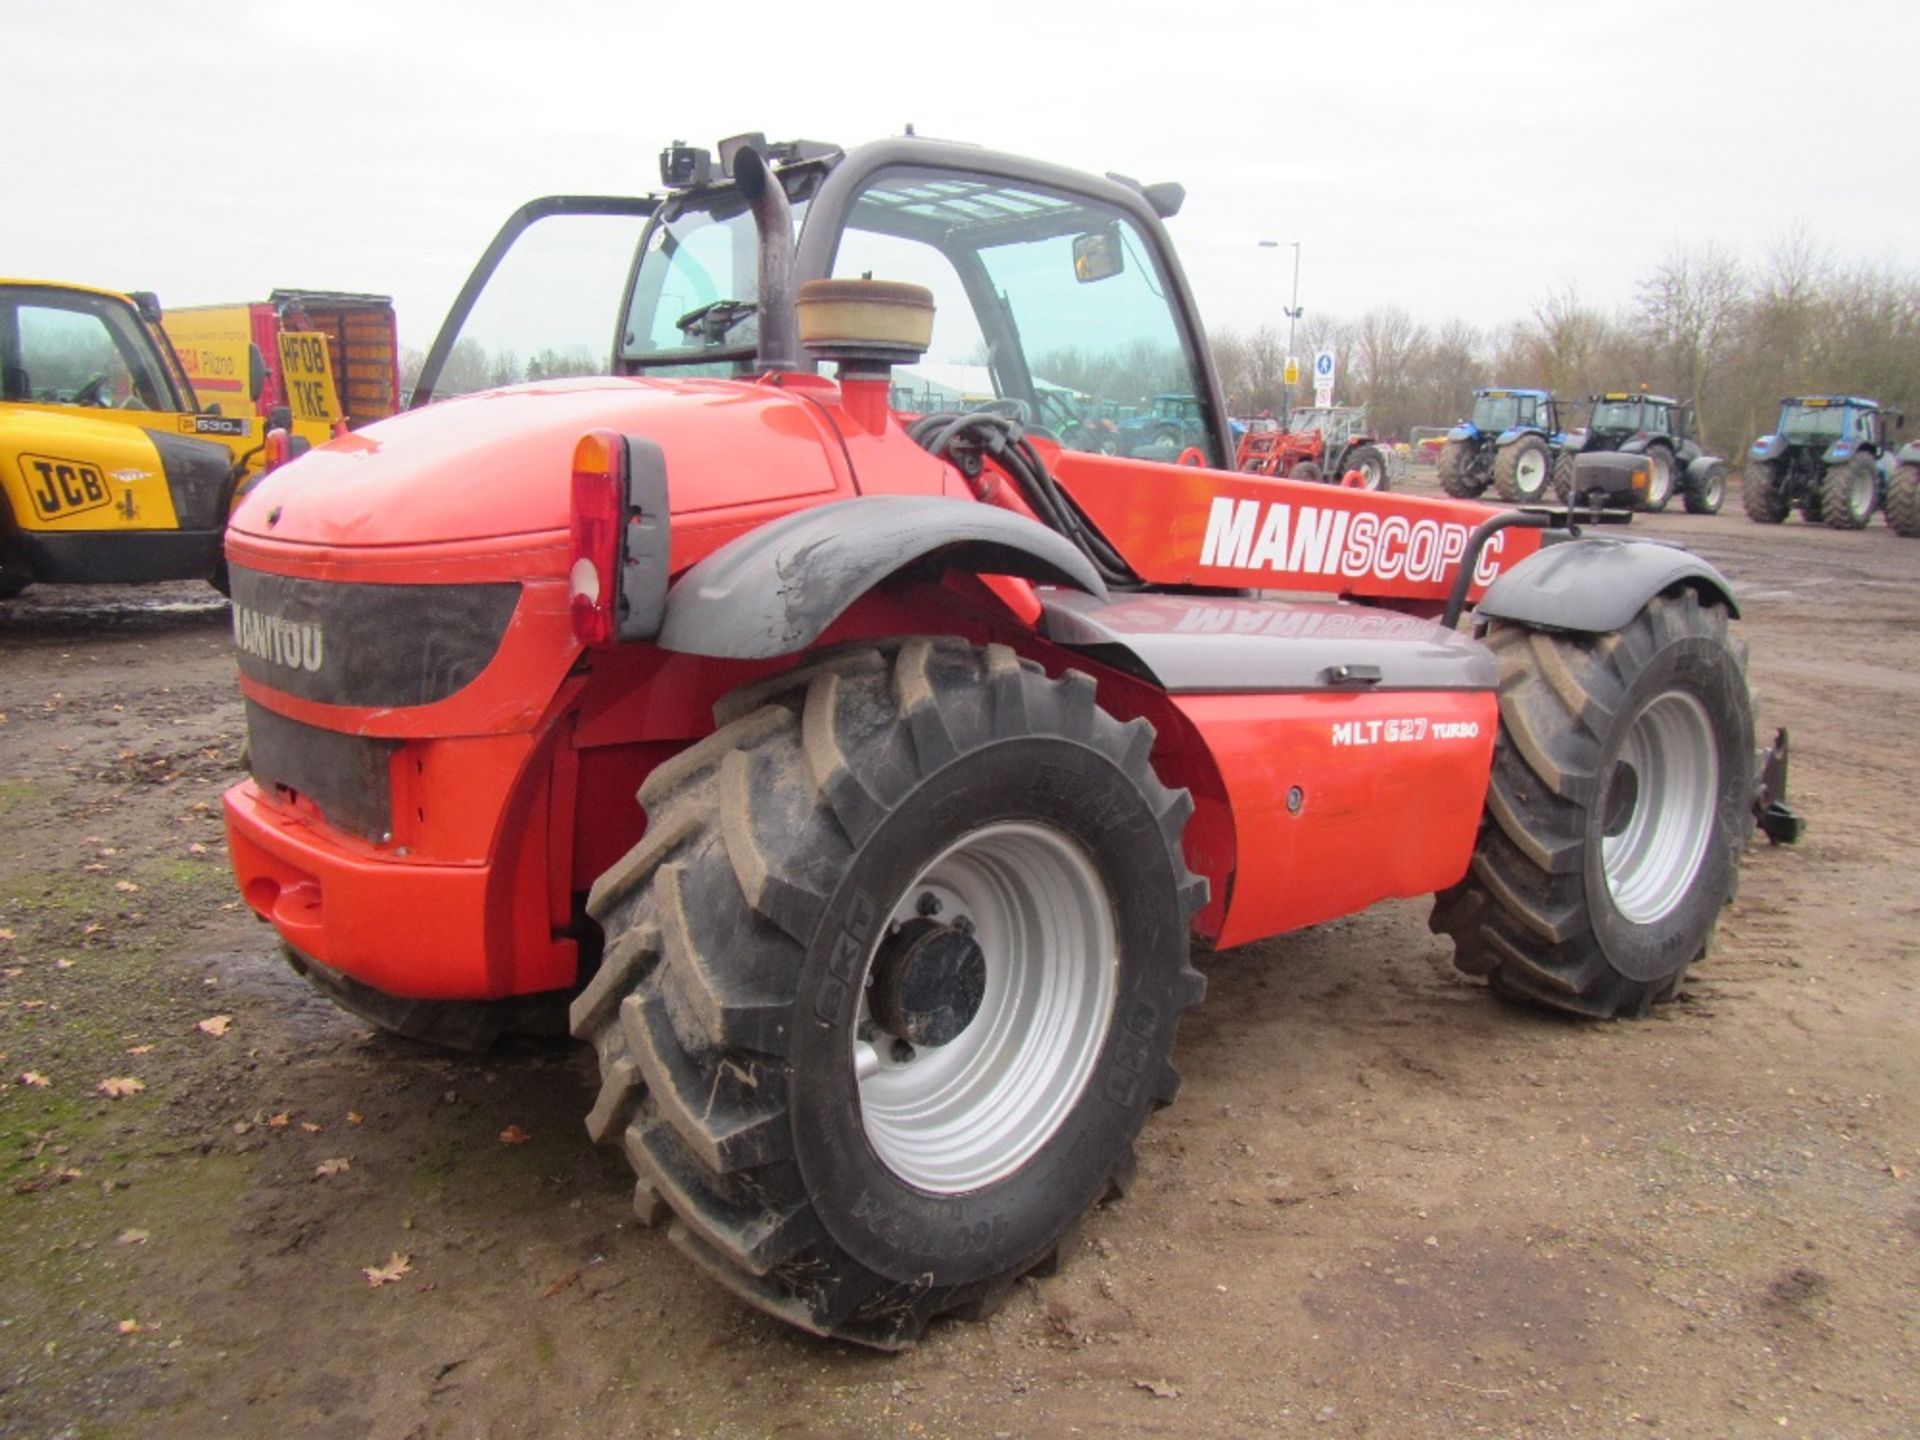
[675,299,757,344]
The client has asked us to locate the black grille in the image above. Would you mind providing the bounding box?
[228,567,521,708]
[246,700,398,842]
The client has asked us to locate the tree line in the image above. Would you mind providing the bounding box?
[1212,235,1920,450]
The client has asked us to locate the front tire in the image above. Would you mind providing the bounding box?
[1683,460,1728,515]
[1431,590,1755,1018]
[1290,460,1324,484]
[1492,435,1551,502]
[1819,454,1877,529]
[1742,460,1789,523]
[1885,463,1920,536]
[571,641,1206,1347]
[1438,440,1486,497]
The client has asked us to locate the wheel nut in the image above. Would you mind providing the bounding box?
[916,891,942,917]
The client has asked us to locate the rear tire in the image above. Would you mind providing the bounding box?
[1742,460,1789,523]
[1492,435,1551,503]
[570,641,1206,1347]
[1640,446,1675,512]
[1886,463,1920,537]
[1683,461,1727,515]
[1345,444,1388,490]
[1438,440,1486,497]
[1430,590,1755,1018]
[1819,454,1877,529]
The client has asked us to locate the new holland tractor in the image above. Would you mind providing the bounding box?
[1743,395,1905,530]
[1561,392,1731,515]
[1436,387,1571,502]
[221,133,1797,1348]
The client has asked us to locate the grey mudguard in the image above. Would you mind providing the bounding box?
[1041,590,1497,692]
[1476,537,1738,635]
[656,495,1107,659]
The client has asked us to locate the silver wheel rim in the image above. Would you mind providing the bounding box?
[854,822,1118,1193]
[1705,470,1724,508]
[1849,467,1873,517]
[1514,448,1546,495]
[1601,691,1718,924]
[1647,454,1672,505]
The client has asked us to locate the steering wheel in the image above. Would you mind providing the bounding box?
[71,373,109,406]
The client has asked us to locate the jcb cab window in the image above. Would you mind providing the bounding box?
[3,293,171,410]
[828,168,1220,463]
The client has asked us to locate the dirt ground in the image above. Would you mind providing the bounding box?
[2,478,1916,1440]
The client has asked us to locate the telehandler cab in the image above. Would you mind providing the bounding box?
[222,133,1795,1347]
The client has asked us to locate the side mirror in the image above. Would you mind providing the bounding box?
[248,343,268,403]
[1071,226,1124,284]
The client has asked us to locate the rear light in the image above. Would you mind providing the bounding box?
[570,430,625,647]
[261,428,311,474]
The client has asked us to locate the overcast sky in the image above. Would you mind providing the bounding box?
[5,0,1912,353]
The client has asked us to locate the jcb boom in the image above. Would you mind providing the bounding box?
[223,134,1788,1348]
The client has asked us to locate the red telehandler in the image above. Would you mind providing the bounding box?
[222,134,1798,1348]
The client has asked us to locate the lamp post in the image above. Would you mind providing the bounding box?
[1258,239,1302,424]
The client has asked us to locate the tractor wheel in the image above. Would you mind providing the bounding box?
[282,944,569,1052]
[1438,440,1486,497]
[571,640,1206,1348]
[1290,461,1324,484]
[1492,436,1551,503]
[1683,460,1728,515]
[1430,589,1754,1018]
[1550,452,1576,504]
[1640,447,1675,512]
[1818,454,1877,530]
[1345,445,1389,491]
[1742,460,1790,524]
[1885,463,1920,537]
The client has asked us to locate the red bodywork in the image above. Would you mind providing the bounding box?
[224,372,1538,1000]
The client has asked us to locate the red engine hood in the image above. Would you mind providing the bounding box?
[228,376,845,549]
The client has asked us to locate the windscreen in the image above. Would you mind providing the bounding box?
[1472,394,1522,432]
[1780,404,1846,442]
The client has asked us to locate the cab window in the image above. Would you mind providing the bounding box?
[826,167,1220,461]
[2,290,175,410]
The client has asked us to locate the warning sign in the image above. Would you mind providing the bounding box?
[277,331,341,427]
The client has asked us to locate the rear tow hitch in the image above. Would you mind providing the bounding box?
[1753,727,1805,845]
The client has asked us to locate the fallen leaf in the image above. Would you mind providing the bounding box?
[1891,1165,1909,1180]
[188,843,208,855]
[0,928,13,941]
[1133,1377,1180,1399]
[116,1319,143,1335]
[499,1124,532,1146]
[300,1121,321,1134]
[114,881,141,894]
[541,1269,581,1299]
[195,1015,232,1037]
[19,1071,50,1088]
[83,923,104,936]
[346,1111,363,1126]
[2,968,21,979]
[98,1076,145,1099]
[315,1157,351,1179]
[125,1044,153,1055]
[266,1112,290,1128]
[53,959,73,970]
[117,1229,150,1246]
[363,1252,412,1288]
[83,864,108,874]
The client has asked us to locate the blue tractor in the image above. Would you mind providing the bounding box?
[1436,387,1571,502]
[1744,396,1906,530]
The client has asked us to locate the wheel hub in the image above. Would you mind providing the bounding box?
[868,918,987,1048]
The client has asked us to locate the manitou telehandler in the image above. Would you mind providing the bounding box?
[222,133,1796,1349]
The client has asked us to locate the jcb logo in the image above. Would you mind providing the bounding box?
[21,454,112,521]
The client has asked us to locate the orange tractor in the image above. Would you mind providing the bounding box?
[1236,403,1390,489]
[223,134,1797,1348]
